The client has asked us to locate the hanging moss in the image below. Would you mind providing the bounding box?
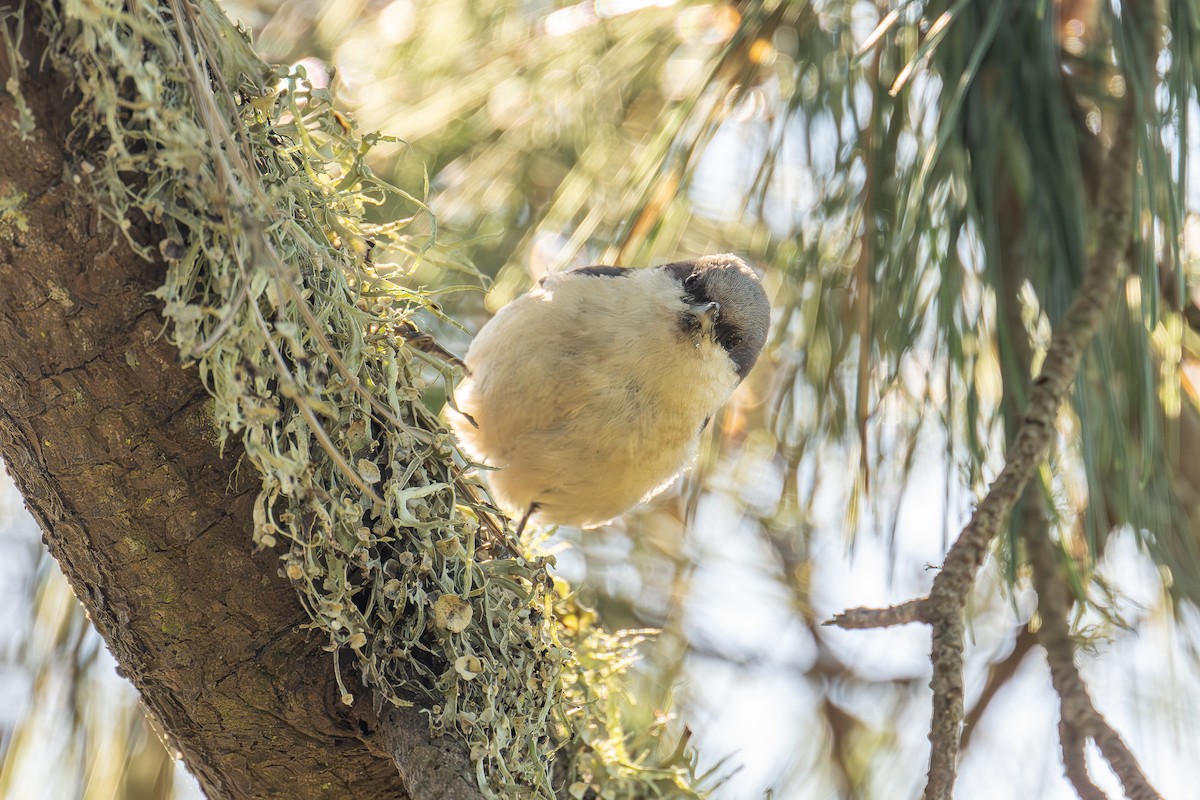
[5,0,710,796]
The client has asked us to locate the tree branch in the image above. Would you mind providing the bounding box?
[828,21,1141,800]
[825,598,929,629]
[0,5,482,797]
[920,75,1135,798]
[1059,716,1109,800]
[1025,507,1162,800]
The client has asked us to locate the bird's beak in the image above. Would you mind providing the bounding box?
[688,301,720,334]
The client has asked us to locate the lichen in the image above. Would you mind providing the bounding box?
[0,190,29,241]
[16,0,710,797]
[0,2,35,140]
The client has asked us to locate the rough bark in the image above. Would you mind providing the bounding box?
[381,706,482,800]
[0,12,477,800]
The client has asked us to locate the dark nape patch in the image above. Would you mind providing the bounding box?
[539,265,632,287]
[569,265,632,278]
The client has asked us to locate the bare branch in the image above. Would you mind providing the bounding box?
[1092,724,1162,800]
[825,598,929,629]
[1025,510,1162,800]
[920,95,1135,798]
[1059,717,1109,800]
[1023,501,1111,800]
[915,21,1145,785]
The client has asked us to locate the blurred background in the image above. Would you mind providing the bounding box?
[4,1,1200,798]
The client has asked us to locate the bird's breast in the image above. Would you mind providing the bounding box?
[451,270,742,527]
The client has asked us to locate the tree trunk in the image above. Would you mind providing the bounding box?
[0,9,475,799]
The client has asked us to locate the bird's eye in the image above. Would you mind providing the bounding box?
[684,273,699,289]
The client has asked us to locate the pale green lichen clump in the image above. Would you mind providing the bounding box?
[0,191,29,241]
[9,0,709,796]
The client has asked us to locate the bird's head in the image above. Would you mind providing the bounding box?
[665,254,770,380]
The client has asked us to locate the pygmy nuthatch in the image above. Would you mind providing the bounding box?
[450,254,770,530]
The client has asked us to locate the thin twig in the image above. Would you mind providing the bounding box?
[825,598,928,629]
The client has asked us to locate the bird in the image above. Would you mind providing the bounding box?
[449,253,770,531]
